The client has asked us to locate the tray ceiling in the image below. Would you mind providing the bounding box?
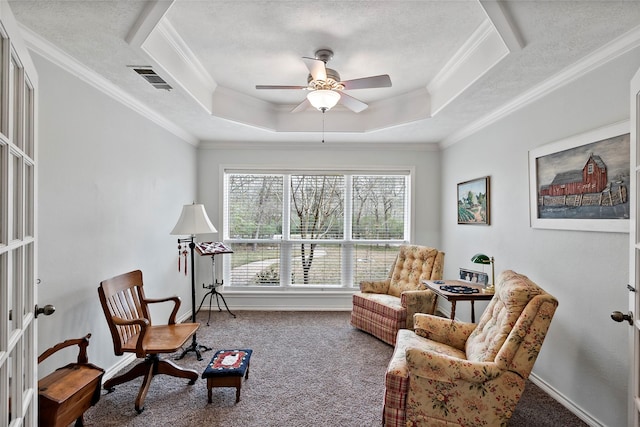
[8,0,640,146]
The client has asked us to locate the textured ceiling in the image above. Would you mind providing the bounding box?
[169,1,484,104]
[8,0,640,146]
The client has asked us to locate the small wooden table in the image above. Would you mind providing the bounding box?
[423,280,494,322]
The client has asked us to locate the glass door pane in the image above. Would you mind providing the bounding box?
[11,151,21,241]
[24,163,32,238]
[24,79,33,159]
[10,53,22,151]
[10,247,22,334]
[0,142,5,246]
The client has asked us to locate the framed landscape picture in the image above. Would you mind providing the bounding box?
[528,120,629,233]
[457,176,490,225]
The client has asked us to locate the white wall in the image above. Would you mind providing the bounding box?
[440,45,640,427]
[34,53,198,375]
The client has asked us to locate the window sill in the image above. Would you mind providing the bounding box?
[222,286,358,294]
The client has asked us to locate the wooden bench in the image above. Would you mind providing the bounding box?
[38,334,104,427]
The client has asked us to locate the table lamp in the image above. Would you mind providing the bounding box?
[471,253,495,293]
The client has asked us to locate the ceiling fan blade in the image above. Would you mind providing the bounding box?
[341,74,392,90]
[302,57,327,81]
[338,92,368,113]
[256,85,308,90]
[291,98,310,113]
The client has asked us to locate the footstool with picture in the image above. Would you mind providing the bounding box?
[202,349,252,403]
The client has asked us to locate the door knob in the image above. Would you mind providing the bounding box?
[35,304,55,318]
[611,310,633,325]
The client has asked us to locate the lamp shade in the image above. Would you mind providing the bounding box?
[170,203,217,235]
[471,253,491,265]
[307,89,340,111]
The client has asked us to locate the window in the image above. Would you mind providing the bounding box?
[223,170,410,288]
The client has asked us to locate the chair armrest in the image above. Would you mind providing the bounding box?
[406,347,503,384]
[143,296,181,324]
[144,296,179,304]
[359,279,391,294]
[413,313,476,351]
[113,316,150,357]
[38,333,92,364]
[401,290,437,329]
[112,316,150,327]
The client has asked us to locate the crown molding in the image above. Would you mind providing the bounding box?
[479,0,524,52]
[18,23,199,146]
[125,0,174,46]
[138,16,218,114]
[440,23,640,149]
[427,19,510,116]
[199,140,439,151]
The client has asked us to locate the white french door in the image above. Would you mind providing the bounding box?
[0,2,38,426]
[629,65,640,427]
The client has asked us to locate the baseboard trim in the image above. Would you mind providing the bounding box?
[204,290,354,311]
[528,372,602,426]
[102,354,136,382]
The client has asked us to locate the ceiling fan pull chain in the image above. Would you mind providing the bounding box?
[322,109,326,143]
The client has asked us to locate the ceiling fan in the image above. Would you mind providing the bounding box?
[255,49,392,113]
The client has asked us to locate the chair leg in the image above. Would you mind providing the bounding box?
[104,354,198,413]
[103,358,153,391]
[155,359,199,385]
[135,362,155,414]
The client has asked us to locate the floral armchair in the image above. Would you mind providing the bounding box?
[383,270,558,427]
[350,245,445,345]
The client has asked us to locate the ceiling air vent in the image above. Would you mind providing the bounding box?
[131,67,172,91]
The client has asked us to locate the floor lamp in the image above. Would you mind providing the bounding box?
[171,202,217,361]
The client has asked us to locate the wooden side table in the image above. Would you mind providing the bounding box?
[423,280,494,322]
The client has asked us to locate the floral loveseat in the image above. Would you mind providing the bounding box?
[350,245,445,345]
[383,270,558,427]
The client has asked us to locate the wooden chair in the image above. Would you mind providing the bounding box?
[38,334,104,427]
[98,270,200,413]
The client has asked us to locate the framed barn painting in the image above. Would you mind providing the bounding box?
[528,120,629,233]
[457,176,490,225]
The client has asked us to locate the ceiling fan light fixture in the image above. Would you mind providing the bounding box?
[307,89,340,111]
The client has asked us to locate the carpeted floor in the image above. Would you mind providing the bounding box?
[82,311,587,426]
